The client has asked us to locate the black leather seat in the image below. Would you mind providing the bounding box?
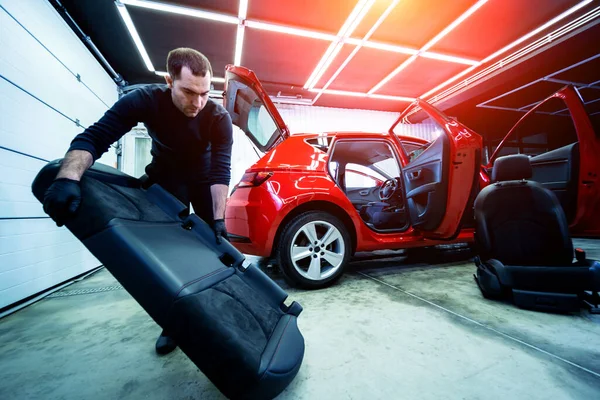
[473,154,599,312]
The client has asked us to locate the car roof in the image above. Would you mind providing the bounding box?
[291,131,430,144]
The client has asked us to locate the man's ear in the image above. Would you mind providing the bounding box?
[165,74,173,88]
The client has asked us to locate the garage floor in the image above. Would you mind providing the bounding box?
[1,239,599,400]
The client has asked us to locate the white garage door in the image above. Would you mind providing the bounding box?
[0,0,119,310]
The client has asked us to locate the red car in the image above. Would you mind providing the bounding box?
[223,66,600,288]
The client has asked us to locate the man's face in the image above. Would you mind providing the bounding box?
[166,66,211,118]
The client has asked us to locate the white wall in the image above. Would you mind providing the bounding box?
[277,104,401,135]
[0,0,119,310]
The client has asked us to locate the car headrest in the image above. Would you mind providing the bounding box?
[492,154,532,182]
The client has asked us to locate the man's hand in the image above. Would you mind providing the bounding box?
[212,219,229,244]
[43,178,82,227]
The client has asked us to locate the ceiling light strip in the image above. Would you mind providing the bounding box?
[309,88,414,102]
[154,71,225,83]
[481,0,593,63]
[465,8,600,92]
[234,0,248,66]
[238,0,248,20]
[357,40,418,55]
[422,2,598,102]
[234,26,245,66]
[312,0,402,104]
[245,20,337,41]
[119,0,239,24]
[303,42,345,90]
[419,65,479,99]
[420,52,479,65]
[368,0,489,95]
[420,0,489,52]
[368,54,418,94]
[303,0,375,90]
[116,2,154,71]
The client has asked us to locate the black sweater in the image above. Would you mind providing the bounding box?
[69,84,233,185]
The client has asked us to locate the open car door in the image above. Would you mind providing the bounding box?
[391,101,482,239]
[224,65,290,153]
[487,86,600,234]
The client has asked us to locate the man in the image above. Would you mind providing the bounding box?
[42,48,233,355]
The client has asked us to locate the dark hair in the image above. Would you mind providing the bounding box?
[166,48,212,80]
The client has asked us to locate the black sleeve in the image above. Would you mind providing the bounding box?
[68,89,149,160]
[209,113,234,186]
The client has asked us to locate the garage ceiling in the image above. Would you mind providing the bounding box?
[57,0,599,116]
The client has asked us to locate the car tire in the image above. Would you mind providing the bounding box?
[277,211,351,289]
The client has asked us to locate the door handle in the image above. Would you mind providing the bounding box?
[359,190,370,196]
[408,170,422,180]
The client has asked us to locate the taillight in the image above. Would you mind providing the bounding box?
[236,172,273,188]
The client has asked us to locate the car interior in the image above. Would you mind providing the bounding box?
[329,140,409,232]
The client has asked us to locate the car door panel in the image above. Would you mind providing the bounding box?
[403,134,449,230]
[345,186,380,208]
[391,101,482,239]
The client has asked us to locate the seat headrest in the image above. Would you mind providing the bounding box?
[492,154,532,182]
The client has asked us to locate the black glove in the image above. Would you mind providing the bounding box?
[212,219,229,244]
[42,178,82,227]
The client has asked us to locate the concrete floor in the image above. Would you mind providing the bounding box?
[1,239,599,399]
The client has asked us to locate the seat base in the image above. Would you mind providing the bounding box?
[474,258,600,313]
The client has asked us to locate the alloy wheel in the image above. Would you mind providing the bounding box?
[289,220,345,281]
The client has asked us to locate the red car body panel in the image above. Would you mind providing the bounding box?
[226,134,477,257]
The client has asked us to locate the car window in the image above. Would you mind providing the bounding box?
[346,164,383,188]
[493,96,578,158]
[392,106,444,161]
[229,79,278,148]
[329,140,400,189]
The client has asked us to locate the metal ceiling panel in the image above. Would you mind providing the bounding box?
[377,57,468,97]
[242,28,331,86]
[129,7,237,78]
[431,0,583,59]
[247,0,358,33]
[327,47,411,92]
[368,0,474,48]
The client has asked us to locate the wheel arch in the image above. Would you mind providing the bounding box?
[271,201,357,258]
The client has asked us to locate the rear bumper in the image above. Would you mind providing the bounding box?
[225,185,279,257]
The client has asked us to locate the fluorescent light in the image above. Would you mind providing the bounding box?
[154,71,225,83]
[238,0,248,20]
[234,1,248,66]
[367,0,488,95]
[245,20,337,41]
[368,54,418,94]
[304,0,376,89]
[309,88,366,97]
[312,0,403,104]
[420,65,478,99]
[120,0,239,24]
[357,40,418,55]
[425,2,599,102]
[234,25,245,66]
[304,41,344,89]
[309,88,414,102]
[482,0,593,63]
[420,0,489,52]
[369,93,415,102]
[420,52,479,65]
[116,2,154,71]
